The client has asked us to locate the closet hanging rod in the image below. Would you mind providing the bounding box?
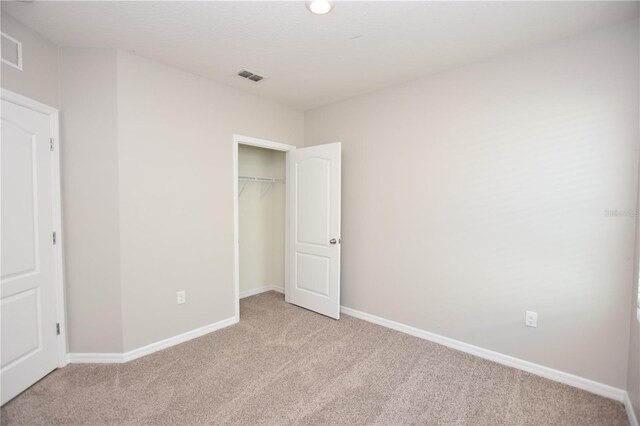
[237,175,285,197]
[238,175,284,183]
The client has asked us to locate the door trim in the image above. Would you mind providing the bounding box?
[1,89,68,368]
[232,134,296,321]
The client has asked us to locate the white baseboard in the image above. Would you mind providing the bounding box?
[240,286,273,299]
[240,285,284,299]
[69,316,237,364]
[70,285,286,364]
[340,305,627,403]
[65,298,638,424]
[625,392,639,426]
[68,352,123,364]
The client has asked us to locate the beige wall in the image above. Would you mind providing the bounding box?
[0,12,58,107]
[238,145,286,294]
[305,19,639,388]
[116,51,303,351]
[629,171,640,419]
[59,48,123,353]
[57,49,302,353]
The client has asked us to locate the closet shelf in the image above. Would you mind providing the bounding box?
[238,175,285,197]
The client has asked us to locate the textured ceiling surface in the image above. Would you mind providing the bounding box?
[2,1,638,110]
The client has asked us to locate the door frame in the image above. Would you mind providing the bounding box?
[232,134,296,321]
[1,89,68,368]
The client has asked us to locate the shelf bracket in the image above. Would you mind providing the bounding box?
[260,182,274,198]
[238,180,249,197]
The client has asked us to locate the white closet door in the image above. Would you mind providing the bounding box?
[1,99,59,405]
[286,143,341,319]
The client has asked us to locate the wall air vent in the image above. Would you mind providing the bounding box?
[1,32,22,70]
[238,70,264,82]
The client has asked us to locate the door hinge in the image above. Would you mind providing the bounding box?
[52,232,56,245]
[50,138,54,151]
[56,323,60,335]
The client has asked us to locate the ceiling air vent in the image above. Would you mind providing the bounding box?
[1,32,22,70]
[238,69,264,82]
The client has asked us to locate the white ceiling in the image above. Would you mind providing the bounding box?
[2,1,638,110]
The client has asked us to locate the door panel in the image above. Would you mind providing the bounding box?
[1,99,58,405]
[1,121,38,279]
[286,143,341,319]
[296,253,330,296]
[1,289,41,368]
[296,157,330,246]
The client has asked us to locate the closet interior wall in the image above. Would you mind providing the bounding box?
[238,145,286,297]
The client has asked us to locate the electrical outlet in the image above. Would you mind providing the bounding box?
[525,311,538,328]
[177,290,186,304]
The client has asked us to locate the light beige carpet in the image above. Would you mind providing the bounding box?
[0,291,629,425]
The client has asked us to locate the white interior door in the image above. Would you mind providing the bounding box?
[1,98,59,405]
[286,143,341,319]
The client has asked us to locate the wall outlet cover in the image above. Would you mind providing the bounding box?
[525,311,538,328]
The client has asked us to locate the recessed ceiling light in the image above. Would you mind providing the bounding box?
[306,0,334,15]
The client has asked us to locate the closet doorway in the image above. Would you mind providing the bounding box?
[232,135,342,321]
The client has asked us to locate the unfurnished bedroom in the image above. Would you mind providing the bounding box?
[0,1,639,425]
